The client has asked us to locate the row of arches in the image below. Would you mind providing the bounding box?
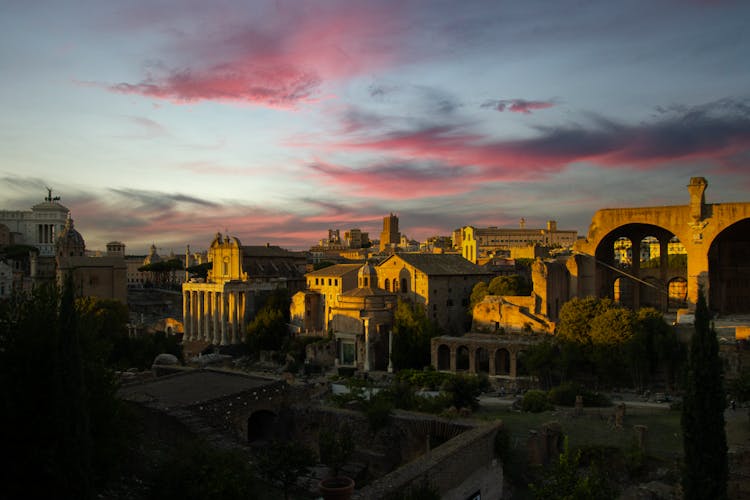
[594,219,750,314]
[434,344,528,377]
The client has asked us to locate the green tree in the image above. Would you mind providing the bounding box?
[0,280,126,498]
[186,261,212,279]
[391,299,441,370]
[246,307,288,351]
[530,438,616,500]
[469,280,489,310]
[681,291,728,500]
[556,297,617,344]
[487,274,531,296]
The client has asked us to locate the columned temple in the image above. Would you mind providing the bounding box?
[182,233,253,345]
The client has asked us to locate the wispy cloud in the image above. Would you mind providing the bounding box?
[481,98,557,114]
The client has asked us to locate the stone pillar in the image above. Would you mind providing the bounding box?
[630,237,641,309]
[204,291,212,341]
[574,395,584,416]
[687,250,709,311]
[197,291,204,341]
[190,291,198,341]
[212,292,220,344]
[468,347,476,373]
[489,349,496,376]
[659,237,669,311]
[363,318,370,372]
[387,330,394,373]
[633,425,648,453]
[182,291,190,341]
[449,346,457,372]
[221,292,229,345]
[510,350,518,378]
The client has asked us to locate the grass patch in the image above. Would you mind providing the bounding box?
[476,406,684,461]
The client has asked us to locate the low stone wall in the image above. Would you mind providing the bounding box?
[184,373,287,441]
[355,420,503,500]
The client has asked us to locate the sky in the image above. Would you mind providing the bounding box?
[2,0,750,254]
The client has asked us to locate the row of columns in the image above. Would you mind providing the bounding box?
[183,289,249,345]
[37,223,56,244]
[436,345,521,377]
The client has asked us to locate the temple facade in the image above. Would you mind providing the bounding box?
[182,233,253,345]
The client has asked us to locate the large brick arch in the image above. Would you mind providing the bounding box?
[574,178,750,311]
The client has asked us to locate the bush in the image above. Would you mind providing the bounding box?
[521,390,553,412]
[548,382,612,407]
[151,440,257,499]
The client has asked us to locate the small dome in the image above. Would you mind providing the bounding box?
[57,215,85,256]
[358,261,378,288]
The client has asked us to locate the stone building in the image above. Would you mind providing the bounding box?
[294,263,361,332]
[0,261,11,299]
[55,216,128,303]
[379,213,400,252]
[431,333,544,380]
[377,253,491,333]
[573,177,750,313]
[461,220,577,264]
[292,254,491,368]
[0,189,70,257]
[182,233,254,345]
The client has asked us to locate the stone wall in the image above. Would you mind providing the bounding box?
[183,376,287,441]
[355,420,503,500]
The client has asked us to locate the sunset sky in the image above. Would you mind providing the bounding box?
[2,0,750,254]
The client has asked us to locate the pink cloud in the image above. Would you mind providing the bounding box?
[482,98,557,114]
[308,159,476,200]
[106,3,406,107]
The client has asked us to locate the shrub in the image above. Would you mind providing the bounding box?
[548,382,612,407]
[521,390,553,412]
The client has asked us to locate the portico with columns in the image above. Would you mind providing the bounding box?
[182,232,254,345]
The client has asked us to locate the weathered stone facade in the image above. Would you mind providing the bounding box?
[431,333,545,378]
[574,177,750,313]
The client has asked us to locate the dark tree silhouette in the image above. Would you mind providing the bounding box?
[681,290,728,500]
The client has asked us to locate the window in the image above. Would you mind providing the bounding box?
[334,279,338,286]
[384,278,390,291]
[401,278,408,293]
[328,278,332,286]
[447,299,453,307]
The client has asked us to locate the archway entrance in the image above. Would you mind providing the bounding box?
[709,218,750,314]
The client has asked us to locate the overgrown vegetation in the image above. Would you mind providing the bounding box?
[681,291,728,500]
[0,281,130,498]
[151,440,259,500]
[391,299,442,370]
[523,297,685,390]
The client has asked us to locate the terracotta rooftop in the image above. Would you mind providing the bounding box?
[383,253,492,276]
[305,263,362,277]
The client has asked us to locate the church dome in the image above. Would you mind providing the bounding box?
[358,261,378,288]
[57,215,85,257]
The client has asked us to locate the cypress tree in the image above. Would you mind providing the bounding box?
[681,290,727,500]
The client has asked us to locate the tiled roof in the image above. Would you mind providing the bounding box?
[241,245,306,258]
[305,263,362,277]
[382,253,492,276]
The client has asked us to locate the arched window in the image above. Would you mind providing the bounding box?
[384,278,390,292]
